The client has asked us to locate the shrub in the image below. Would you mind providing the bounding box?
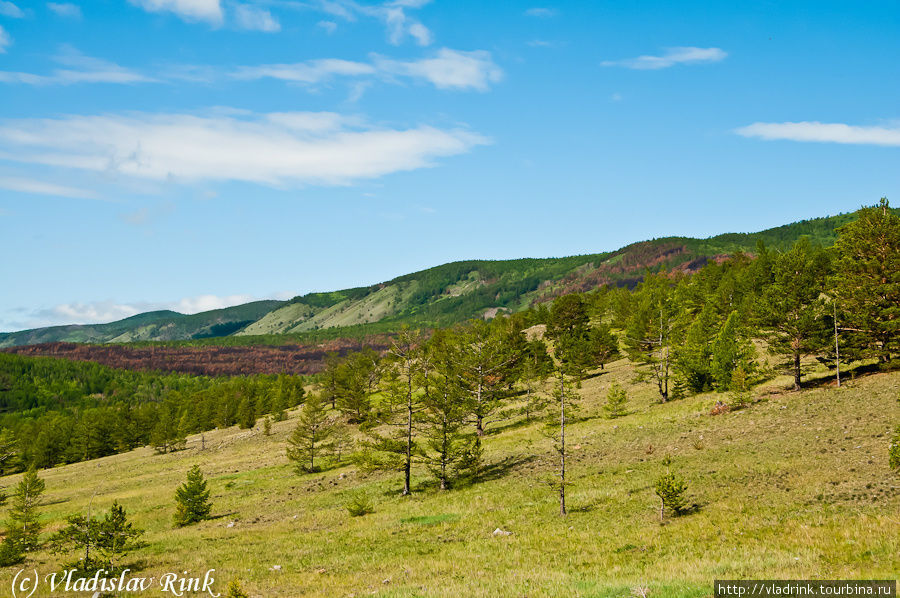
[890,426,900,471]
[603,383,628,419]
[345,492,374,517]
[226,579,249,598]
[728,366,753,408]
[0,537,23,567]
[655,471,689,521]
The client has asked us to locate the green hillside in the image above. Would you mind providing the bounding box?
[0,209,883,348]
[0,300,284,348]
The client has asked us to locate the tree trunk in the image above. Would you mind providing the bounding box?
[403,367,413,496]
[793,351,802,390]
[476,367,485,436]
[833,302,841,388]
[559,369,567,517]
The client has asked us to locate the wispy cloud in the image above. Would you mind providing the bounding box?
[231,58,375,84]
[317,19,337,33]
[0,176,98,199]
[316,0,433,46]
[15,292,282,329]
[0,44,502,92]
[233,3,280,32]
[0,1,23,18]
[46,2,81,18]
[735,121,900,147]
[376,48,503,91]
[524,7,557,18]
[232,48,503,91]
[128,0,223,26]
[0,110,490,186]
[0,47,156,85]
[601,46,727,70]
[0,25,11,53]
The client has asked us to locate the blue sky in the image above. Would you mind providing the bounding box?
[0,0,898,331]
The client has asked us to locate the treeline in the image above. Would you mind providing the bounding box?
[0,354,306,472]
[285,200,898,512]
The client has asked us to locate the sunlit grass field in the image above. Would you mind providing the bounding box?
[4,359,898,597]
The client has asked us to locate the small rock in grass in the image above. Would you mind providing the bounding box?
[492,528,512,536]
[226,521,235,528]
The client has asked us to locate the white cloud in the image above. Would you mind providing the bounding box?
[407,22,431,45]
[0,176,98,199]
[232,48,502,91]
[601,46,727,70]
[47,2,81,18]
[0,1,23,18]
[0,48,156,85]
[317,19,337,33]
[0,25,11,54]
[232,58,375,83]
[524,7,556,18]
[318,0,432,46]
[735,121,900,147]
[376,48,503,91]
[0,110,490,186]
[128,0,223,25]
[19,292,272,328]
[233,3,280,32]
[172,294,258,314]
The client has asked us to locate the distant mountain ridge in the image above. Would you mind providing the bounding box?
[0,210,874,348]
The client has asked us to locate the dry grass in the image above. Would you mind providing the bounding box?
[3,359,898,597]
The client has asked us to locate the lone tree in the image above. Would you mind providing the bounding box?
[604,383,628,418]
[655,470,689,521]
[173,465,212,527]
[286,393,334,473]
[7,467,46,552]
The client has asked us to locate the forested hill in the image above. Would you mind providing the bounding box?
[0,209,874,348]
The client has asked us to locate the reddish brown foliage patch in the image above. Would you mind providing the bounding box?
[2,338,392,377]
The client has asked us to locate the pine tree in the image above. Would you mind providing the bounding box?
[521,339,553,421]
[832,198,900,363]
[0,429,19,475]
[236,396,256,430]
[173,465,212,527]
[359,328,428,495]
[334,348,382,424]
[624,273,681,401]
[262,416,272,436]
[604,383,628,418]
[7,467,46,552]
[286,394,333,474]
[710,310,756,391]
[655,470,689,521]
[150,403,186,454]
[756,237,832,389]
[50,501,143,572]
[96,501,143,571]
[421,364,471,490]
[728,366,753,408]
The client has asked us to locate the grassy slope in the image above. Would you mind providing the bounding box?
[11,361,898,597]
